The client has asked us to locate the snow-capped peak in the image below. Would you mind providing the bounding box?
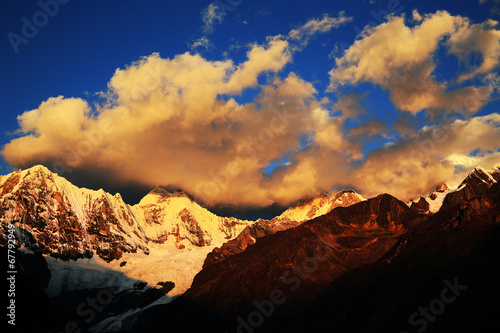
[408,166,499,214]
[275,189,365,223]
[408,184,454,215]
[466,166,498,186]
[140,187,193,205]
[0,165,252,297]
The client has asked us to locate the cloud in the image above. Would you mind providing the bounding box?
[2,37,359,207]
[202,3,226,33]
[190,36,213,50]
[352,114,500,200]
[256,8,271,17]
[349,119,390,139]
[332,92,368,119]
[447,19,500,82]
[329,11,498,115]
[479,0,500,15]
[226,37,292,93]
[288,12,353,49]
[445,153,478,166]
[412,9,423,22]
[2,11,499,210]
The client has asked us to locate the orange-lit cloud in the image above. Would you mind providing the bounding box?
[447,18,500,82]
[2,11,500,208]
[353,114,500,200]
[3,37,357,207]
[329,11,499,115]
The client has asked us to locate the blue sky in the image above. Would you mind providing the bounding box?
[1,0,499,208]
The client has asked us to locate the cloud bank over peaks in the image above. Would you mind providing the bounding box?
[2,10,499,208]
[2,35,359,207]
[354,113,500,200]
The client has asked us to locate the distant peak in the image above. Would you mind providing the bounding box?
[147,186,193,200]
[338,189,355,195]
[148,186,171,196]
[334,189,366,201]
[467,166,497,183]
[432,184,449,193]
[473,166,488,174]
[337,189,362,197]
[21,165,56,179]
[28,164,52,174]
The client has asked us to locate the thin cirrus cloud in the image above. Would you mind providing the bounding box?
[2,10,500,208]
[288,12,354,49]
[202,3,226,34]
[190,36,213,50]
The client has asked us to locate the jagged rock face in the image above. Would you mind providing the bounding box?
[204,218,302,268]
[285,183,500,333]
[276,189,365,223]
[0,166,365,267]
[181,194,417,318]
[442,167,499,210]
[0,167,148,261]
[331,193,416,229]
[410,196,431,214]
[203,190,365,268]
[407,168,499,215]
[131,190,250,250]
[136,170,500,333]
[435,183,450,192]
[0,166,251,263]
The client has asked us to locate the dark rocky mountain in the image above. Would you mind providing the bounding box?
[286,179,500,333]
[188,194,417,312]
[409,196,431,214]
[135,166,500,333]
[441,166,500,210]
[2,165,499,332]
[204,189,364,268]
[0,165,365,332]
[135,193,421,332]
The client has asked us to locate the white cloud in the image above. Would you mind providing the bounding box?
[3,41,357,207]
[445,153,478,166]
[447,19,500,82]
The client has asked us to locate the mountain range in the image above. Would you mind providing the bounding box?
[1,164,499,332]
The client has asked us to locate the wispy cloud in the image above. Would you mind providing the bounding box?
[202,3,226,33]
[479,0,500,15]
[190,36,213,50]
[288,12,353,49]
